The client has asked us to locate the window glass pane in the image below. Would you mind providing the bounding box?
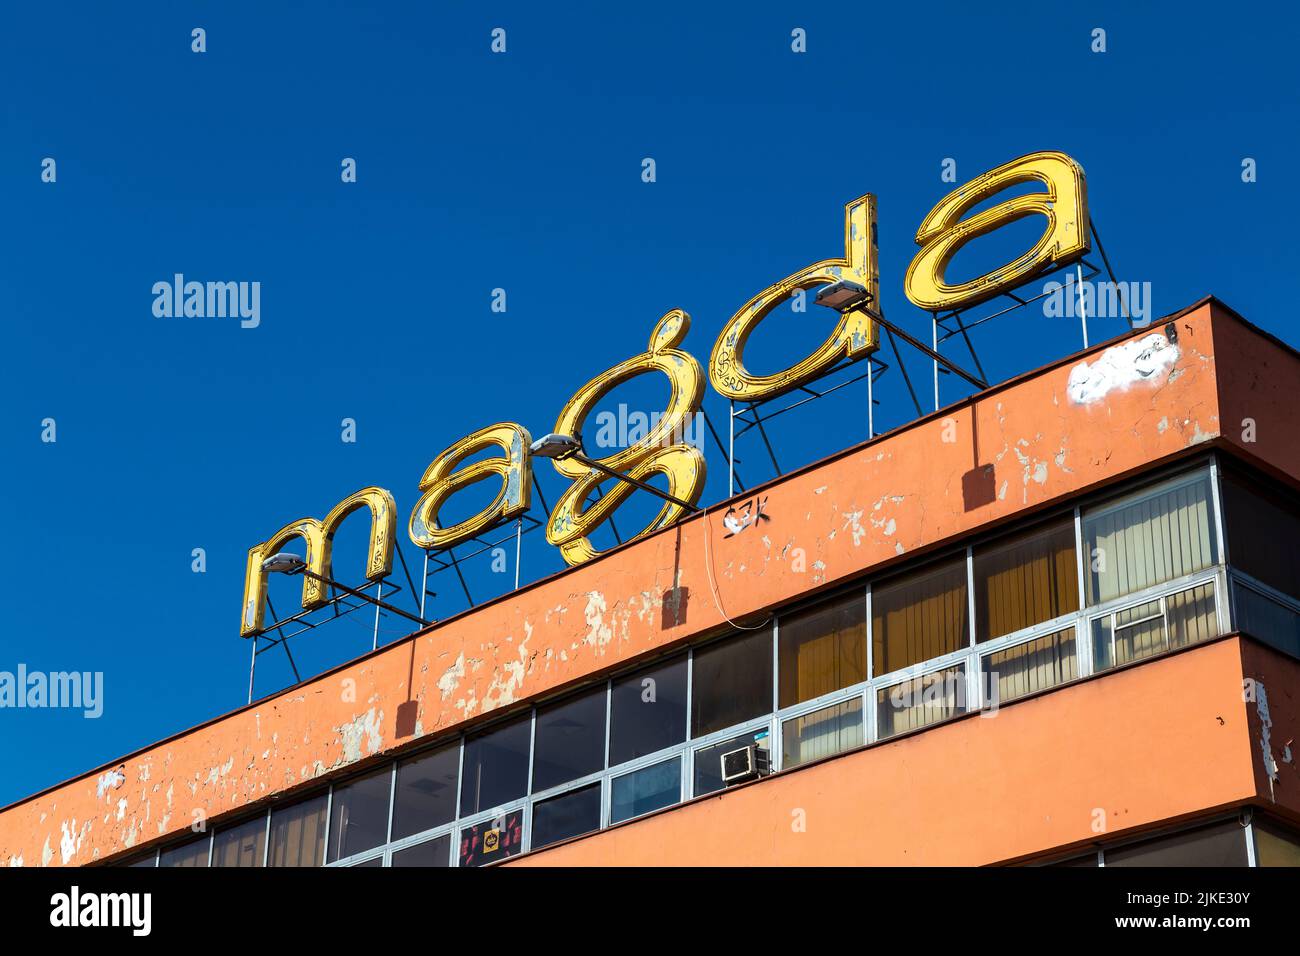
[1222,472,1300,600]
[212,815,266,867]
[876,664,966,740]
[1105,821,1248,867]
[1083,475,1216,606]
[460,714,531,816]
[123,854,157,867]
[981,629,1077,705]
[391,834,451,867]
[1254,820,1300,867]
[532,685,607,792]
[691,630,774,738]
[531,783,602,850]
[974,518,1078,642]
[392,743,459,840]
[778,593,866,708]
[458,810,523,867]
[159,835,208,868]
[609,654,687,765]
[1167,580,1218,648]
[872,557,969,675]
[1232,583,1300,658]
[268,792,327,867]
[1092,582,1218,672]
[693,728,770,797]
[782,698,863,768]
[327,767,391,862]
[351,857,383,867]
[610,758,681,824]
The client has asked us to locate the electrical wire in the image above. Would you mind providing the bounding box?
[700,499,774,632]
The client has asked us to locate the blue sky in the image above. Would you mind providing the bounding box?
[1,1,1296,806]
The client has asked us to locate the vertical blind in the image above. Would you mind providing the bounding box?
[876,665,965,739]
[778,594,867,708]
[781,698,863,768]
[872,557,969,675]
[981,628,1077,704]
[1084,476,1216,606]
[268,793,327,867]
[974,518,1079,641]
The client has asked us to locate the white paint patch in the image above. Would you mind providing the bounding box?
[1256,683,1280,801]
[1066,332,1179,405]
[96,768,125,799]
[337,707,384,764]
[437,653,466,699]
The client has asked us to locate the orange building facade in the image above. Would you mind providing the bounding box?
[4,297,1300,868]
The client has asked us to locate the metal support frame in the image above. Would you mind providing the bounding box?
[247,572,418,704]
[726,356,892,493]
[419,510,546,613]
[925,218,1127,409]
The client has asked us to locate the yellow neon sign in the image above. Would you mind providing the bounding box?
[546,309,706,565]
[710,195,880,402]
[904,150,1089,312]
[409,423,532,552]
[240,151,1092,622]
[240,487,396,637]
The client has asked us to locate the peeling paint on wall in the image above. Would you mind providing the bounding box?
[1255,682,1280,801]
[1066,332,1179,404]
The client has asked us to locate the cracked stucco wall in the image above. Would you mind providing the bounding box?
[1,300,1290,866]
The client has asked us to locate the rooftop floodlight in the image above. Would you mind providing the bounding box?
[260,551,431,628]
[814,279,873,313]
[529,432,584,461]
[528,432,700,513]
[261,552,307,574]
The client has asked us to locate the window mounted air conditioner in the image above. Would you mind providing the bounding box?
[720,742,770,786]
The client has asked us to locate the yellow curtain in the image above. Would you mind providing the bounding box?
[975,518,1078,642]
[872,557,968,675]
[778,594,866,708]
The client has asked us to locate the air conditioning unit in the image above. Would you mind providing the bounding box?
[720,742,770,786]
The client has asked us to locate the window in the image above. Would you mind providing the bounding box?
[1253,819,1300,867]
[1232,583,1300,658]
[123,854,157,867]
[981,629,1076,704]
[1083,474,1217,607]
[876,664,966,740]
[531,783,602,850]
[609,654,687,765]
[691,630,773,738]
[391,834,451,867]
[268,792,327,866]
[782,698,863,768]
[974,518,1078,641]
[159,835,208,868]
[351,857,383,867]
[1091,580,1218,670]
[610,758,681,824]
[460,714,531,816]
[1104,820,1248,867]
[532,685,606,792]
[693,729,770,797]
[327,767,391,862]
[778,593,866,708]
[212,815,266,867]
[1221,470,1300,601]
[458,811,522,867]
[872,557,969,676]
[391,742,459,841]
